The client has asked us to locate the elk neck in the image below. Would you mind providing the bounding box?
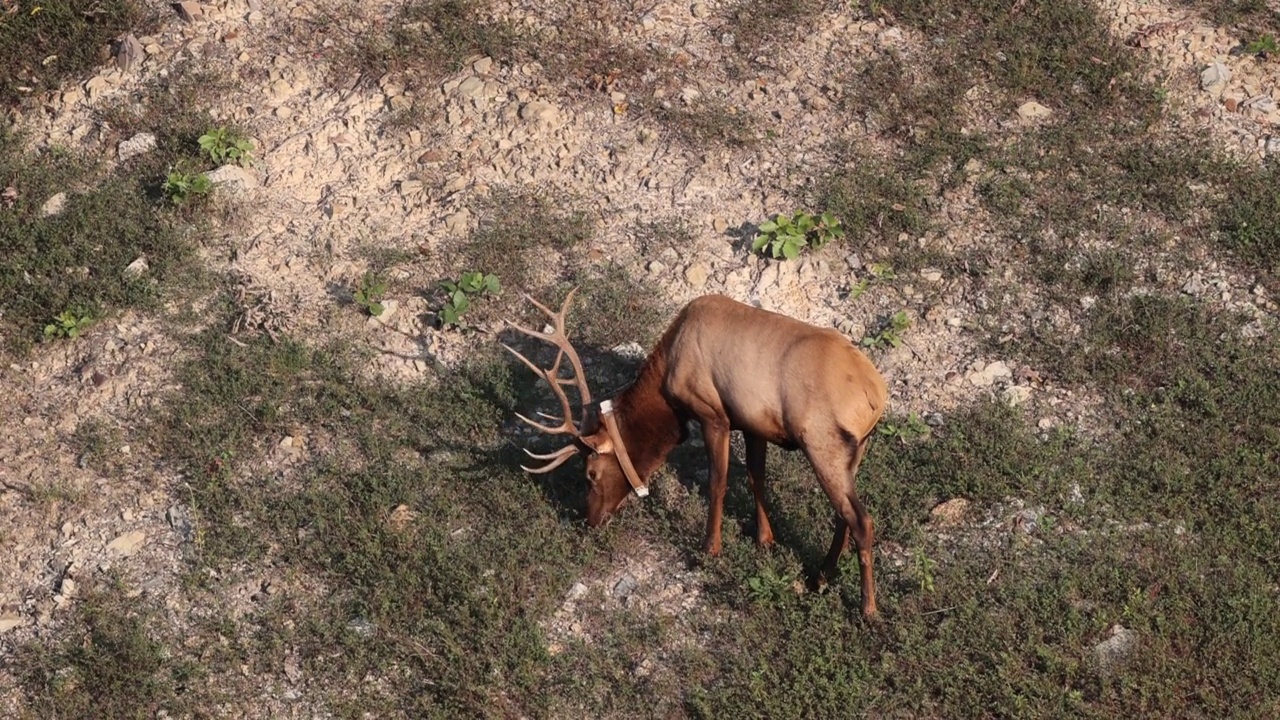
[608,339,685,478]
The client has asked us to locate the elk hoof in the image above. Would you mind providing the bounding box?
[807,573,830,594]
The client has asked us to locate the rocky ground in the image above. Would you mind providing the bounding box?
[2,0,1279,715]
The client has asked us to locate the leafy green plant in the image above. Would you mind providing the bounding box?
[847,262,898,300]
[44,309,94,339]
[877,412,932,443]
[162,170,212,205]
[198,127,255,167]
[438,271,501,329]
[353,272,388,316]
[861,310,911,350]
[1244,34,1278,57]
[751,210,844,260]
[910,547,937,594]
[745,566,794,605]
[868,263,897,280]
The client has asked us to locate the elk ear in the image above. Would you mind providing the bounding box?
[580,431,613,455]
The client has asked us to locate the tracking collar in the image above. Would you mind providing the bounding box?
[598,400,648,498]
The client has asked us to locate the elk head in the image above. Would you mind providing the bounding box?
[502,288,649,526]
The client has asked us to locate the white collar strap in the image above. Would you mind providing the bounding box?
[598,399,648,498]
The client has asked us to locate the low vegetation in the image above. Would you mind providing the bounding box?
[5,0,1280,716]
[751,210,843,260]
[0,123,203,354]
[0,0,147,108]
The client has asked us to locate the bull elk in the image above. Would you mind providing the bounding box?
[503,289,889,617]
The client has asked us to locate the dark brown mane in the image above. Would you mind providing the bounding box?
[613,328,687,478]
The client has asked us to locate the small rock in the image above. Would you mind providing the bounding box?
[114,33,145,72]
[40,192,67,217]
[876,27,903,48]
[920,269,943,283]
[1037,417,1059,431]
[269,78,293,103]
[117,132,157,161]
[1243,94,1277,116]
[967,360,1012,387]
[444,209,471,236]
[123,256,149,279]
[1200,62,1230,95]
[985,360,1012,379]
[647,260,667,275]
[172,1,203,22]
[711,217,728,233]
[387,504,418,532]
[640,13,657,30]
[1079,295,1097,310]
[930,498,971,528]
[107,530,146,556]
[1181,272,1207,295]
[371,299,399,325]
[0,615,24,634]
[1093,624,1138,676]
[613,574,639,599]
[457,76,484,99]
[1017,100,1053,122]
[1003,385,1033,406]
[519,100,557,124]
[207,164,258,193]
[1265,137,1280,156]
[59,578,77,597]
[1067,482,1084,504]
[566,582,589,601]
[684,262,710,288]
[346,617,375,637]
[167,504,194,542]
[1013,507,1042,533]
[472,56,493,74]
[418,149,447,165]
[612,342,646,360]
[84,76,109,101]
[691,2,709,18]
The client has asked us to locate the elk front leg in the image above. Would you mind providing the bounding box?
[744,433,775,547]
[700,417,732,556]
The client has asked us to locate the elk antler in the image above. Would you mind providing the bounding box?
[502,287,594,473]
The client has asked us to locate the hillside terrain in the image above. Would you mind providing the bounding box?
[2,0,1279,716]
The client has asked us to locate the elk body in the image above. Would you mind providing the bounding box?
[504,290,889,617]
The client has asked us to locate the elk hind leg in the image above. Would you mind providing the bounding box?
[809,436,878,618]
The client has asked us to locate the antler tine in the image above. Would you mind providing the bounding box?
[513,410,575,435]
[521,287,593,406]
[503,287,594,413]
[519,445,580,474]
